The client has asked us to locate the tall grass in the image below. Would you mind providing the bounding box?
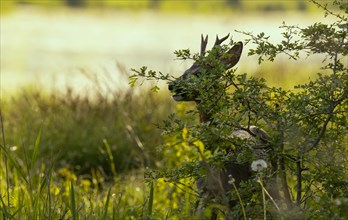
[0,78,205,219]
[0,65,177,219]
[0,140,148,219]
[1,82,173,175]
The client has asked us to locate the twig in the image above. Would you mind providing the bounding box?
[296,155,302,206]
[258,176,281,213]
[304,105,334,153]
[309,0,346,20]
[279,154,292,207]
[167,180,199,197]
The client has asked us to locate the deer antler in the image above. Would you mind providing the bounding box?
[200,34,208,55]
[214,33,230,47]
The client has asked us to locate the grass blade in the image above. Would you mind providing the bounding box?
[102,139,116,177]
[0,144,28,185]
[103,187,112,219]
[69,181,78,220]
[30,128,42,170]
[147,181,154,217]
[0,195,10,219]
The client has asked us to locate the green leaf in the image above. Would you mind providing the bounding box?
[151,85,160,93]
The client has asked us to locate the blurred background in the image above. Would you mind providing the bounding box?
[1,0,334,95]
[0,0,338,175]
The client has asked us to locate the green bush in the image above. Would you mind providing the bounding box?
[131,0,348,219]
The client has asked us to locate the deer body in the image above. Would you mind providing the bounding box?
[168,34,271,219]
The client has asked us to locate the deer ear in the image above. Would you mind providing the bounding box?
[223,42,243,69]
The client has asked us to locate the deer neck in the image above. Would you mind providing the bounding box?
[195,88,224,124]
[197,103,214,124]
[199,112,213,123]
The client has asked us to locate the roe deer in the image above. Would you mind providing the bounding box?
[168,34,273,219]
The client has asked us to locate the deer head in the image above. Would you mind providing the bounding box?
[168,34,243,102]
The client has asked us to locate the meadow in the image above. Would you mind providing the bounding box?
[1,1,347,219]
[0,71,184,218]
[0,62,340,219]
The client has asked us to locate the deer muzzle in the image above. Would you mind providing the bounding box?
[168,82,185,101]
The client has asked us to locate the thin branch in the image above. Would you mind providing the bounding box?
[296,155,302,206]
[309,0,346,20]
[303,105,334,153]
[166,180,199,197]
[301,179,315,206]
[279,156,292,207]
[227,76,277,130]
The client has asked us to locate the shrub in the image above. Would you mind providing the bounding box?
[130,0,348,218]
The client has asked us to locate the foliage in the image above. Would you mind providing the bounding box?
[1,81,174,176]
[0,142,147,219]
[0,81,176,219]
[130,0,348,219]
